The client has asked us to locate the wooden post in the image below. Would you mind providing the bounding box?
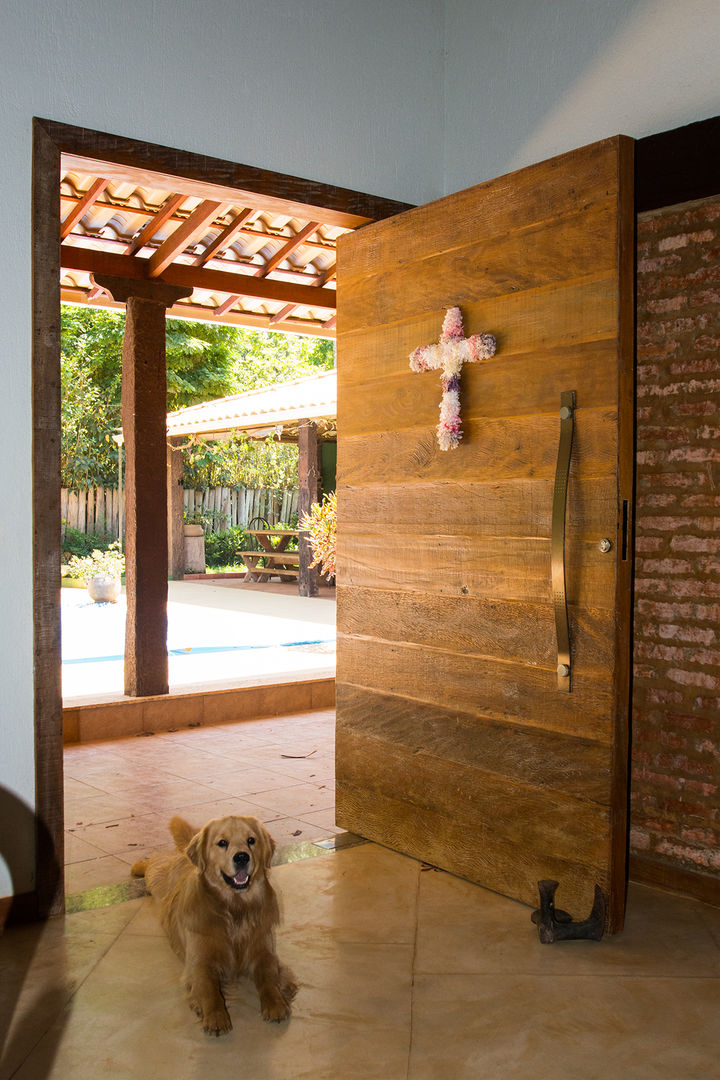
[167,437,185,580]
[298,420,319,597]
[92,274,191,696]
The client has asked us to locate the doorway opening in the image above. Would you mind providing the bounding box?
[32,117,411,914]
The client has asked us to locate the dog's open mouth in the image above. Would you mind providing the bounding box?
[222,869,251,891]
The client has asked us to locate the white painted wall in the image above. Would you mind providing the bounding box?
[0,0,444,899]
[442,0,720,193]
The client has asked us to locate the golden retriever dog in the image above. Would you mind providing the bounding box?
[131,814,297,1035]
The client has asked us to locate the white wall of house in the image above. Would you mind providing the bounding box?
[1,0,719,901]
[442,0,720,192]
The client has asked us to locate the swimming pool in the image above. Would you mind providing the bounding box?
[61,581,336,700]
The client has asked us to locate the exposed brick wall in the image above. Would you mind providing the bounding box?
[631,195,720,880]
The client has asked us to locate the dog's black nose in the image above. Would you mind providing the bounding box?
[233,851,250,867]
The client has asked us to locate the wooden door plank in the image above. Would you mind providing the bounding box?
[338,138,618,282]
[337,775,611,917]
[337,587,614,673]
[340,203,618,328]
[337,634,614,742]
[336,684,613,803]
[336,135,634,932]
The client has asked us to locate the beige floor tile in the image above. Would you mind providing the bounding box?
[63,831,107,864]
[276,844,420,946]
[71,812,178,858]
[65,853,135,894]
[174,764,303,796]
[266,753,335,783]
[415,871,720,978]
[62,776,108,798]
[296,807,343,837]
[249,781,335,818]
[409,971,720,1080]
[266,815,325,847]
[13,915,413,1080]
[65,792,153,825]
[153,796,281,828]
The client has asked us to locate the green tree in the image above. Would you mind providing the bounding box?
[60,304,335,490]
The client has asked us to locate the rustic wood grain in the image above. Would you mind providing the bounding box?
[31,119,65,918]
[336,136,634,932]
[339,349,619,438]
[337,138,617,282]
[336,635,613,742]
[337,533,615,608]
[39,118,413,229]
[339,475,618,534]
[335,780,610,918]
[336,684,613,803]
[336,587,615,673]
[338,286,618,382]
[340,202,617,329]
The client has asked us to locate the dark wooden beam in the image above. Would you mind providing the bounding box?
[60,177,109,239]
[636,115,720,212]
[61,244,337,309]
[298,420,320,598]
[94,274,193,697]
[257,221,319,277]
[32,118,64,919]
[148,200,225,276]
[194,207,254,266]
[127,192,187,255]
[39,118,414,228]
[167,437,185,581]
[269,302,298,325]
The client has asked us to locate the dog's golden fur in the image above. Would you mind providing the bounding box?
[131,814,297,1035]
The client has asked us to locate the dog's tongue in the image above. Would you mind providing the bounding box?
[233,869,249,887]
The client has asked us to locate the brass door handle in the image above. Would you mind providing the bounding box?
[552,391,576,692]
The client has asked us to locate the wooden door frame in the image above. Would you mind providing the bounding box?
[29,118,411,920]
[27,114,719,922]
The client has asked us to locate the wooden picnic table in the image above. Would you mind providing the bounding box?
[241,529,300,581]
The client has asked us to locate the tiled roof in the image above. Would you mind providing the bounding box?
[166,369,337,440]
[60,170,345,337]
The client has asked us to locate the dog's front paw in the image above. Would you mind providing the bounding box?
[260,989,292,1023]
[202,1005,233,1036]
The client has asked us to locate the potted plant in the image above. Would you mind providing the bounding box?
[64,543,125,603]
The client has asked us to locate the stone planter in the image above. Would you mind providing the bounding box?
[183,523,206,573]
[87,575,122,604]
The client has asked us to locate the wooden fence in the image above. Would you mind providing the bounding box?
[61,486,299,539]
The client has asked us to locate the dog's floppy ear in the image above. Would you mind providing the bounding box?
[261,824,276,869]
[185,827,207,873]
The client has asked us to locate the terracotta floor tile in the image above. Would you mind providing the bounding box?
[248,781,335,819]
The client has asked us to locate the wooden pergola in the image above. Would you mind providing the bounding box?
[53,126,411,699]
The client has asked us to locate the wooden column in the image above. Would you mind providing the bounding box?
[167,436,185,580]
[93,275,191,696]
[298,420,320,597]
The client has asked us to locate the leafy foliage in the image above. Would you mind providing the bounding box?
[64,542,125,582]
[61,304,335,490]
[204,526,248,568]
[61,523,115,562]
[300,491,337,579]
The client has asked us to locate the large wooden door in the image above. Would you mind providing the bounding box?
[335,137,634,933]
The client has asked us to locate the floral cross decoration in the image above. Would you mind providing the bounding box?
[409,306,496,450]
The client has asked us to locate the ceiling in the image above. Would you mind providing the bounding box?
[60,165,356,338]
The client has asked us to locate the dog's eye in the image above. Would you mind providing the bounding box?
[217,839,228,848]
[247,836,256,846]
